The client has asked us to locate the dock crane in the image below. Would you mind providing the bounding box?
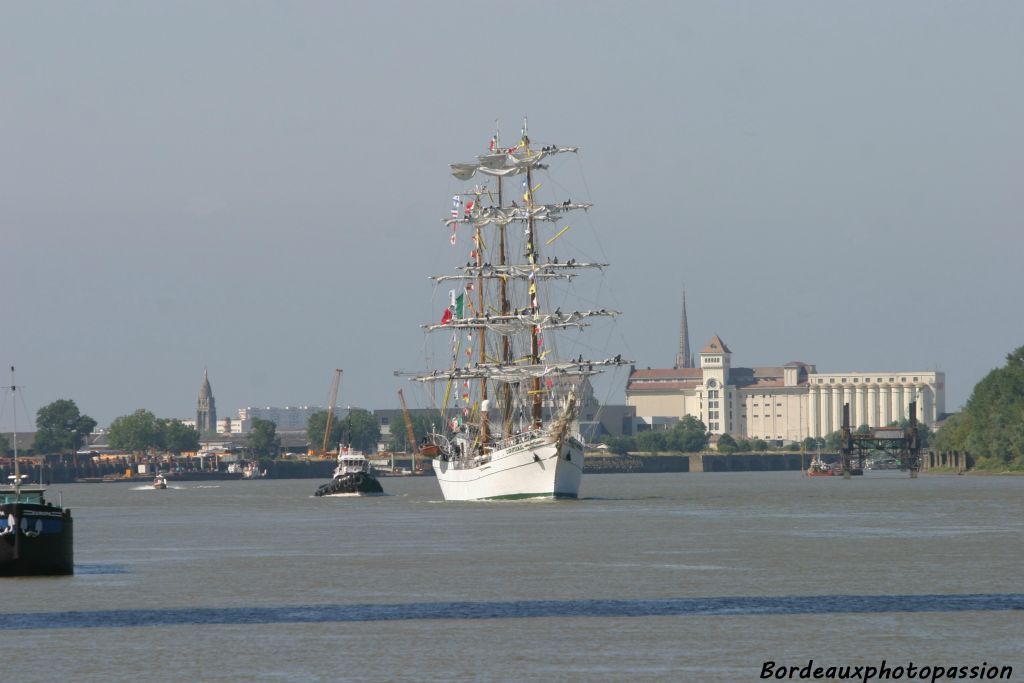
[397,388,419,473]
[321,369,342,458]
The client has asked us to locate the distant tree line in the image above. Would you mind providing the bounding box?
[16,403,386,461]
[306,409,381,455]
[600,416,709,455]
[386,413,434,453]
[33,399,98,454]
[932,345,1024,470]
[1,400,207,458]
[107,409,201,454]
[247,417,280,458]
[1,398,98,456]
[596,417,933,456]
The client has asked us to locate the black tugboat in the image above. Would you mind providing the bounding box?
[1,367,74,576]
[314,449,384,497]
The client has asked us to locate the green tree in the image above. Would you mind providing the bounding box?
[716,433,738,453]
[801,436,822,452]
[914,422,932,449]
[824,430,842,451]
[307,410,345,454]
[340,409,381,453]
[108,409,164,453]
[635,430,667,454]
[668,415,708,452]
[0,433,9,455]
[932,412,972,454]
[388,413,434,452]
[247,417,280,458]
[881,417,934,450]
[933,346,1024,468]
[890,418,932,449]
[734,438,752,452]
[161,419,200,455]
[750,438,769,452]
[33,399,97,454]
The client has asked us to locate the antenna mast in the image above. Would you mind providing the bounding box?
[9,366,21,494]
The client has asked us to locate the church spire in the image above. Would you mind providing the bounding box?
[197,368,217,434]
[675,290,693,369]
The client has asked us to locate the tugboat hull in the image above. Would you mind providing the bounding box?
[806,469,834,477]
[0,504,74,576]
[314,472,384,497]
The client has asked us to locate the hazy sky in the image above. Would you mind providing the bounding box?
[3,2,1021,427]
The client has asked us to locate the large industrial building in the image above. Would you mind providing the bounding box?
[626,297,945,442]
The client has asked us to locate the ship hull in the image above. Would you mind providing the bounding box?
[432,437,584,501]
[0,503,74,576]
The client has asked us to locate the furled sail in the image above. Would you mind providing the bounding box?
[444,202,593,228]
[430,261,608,283]
[430,271,575,283]
[412,356,632,384]
[449,146,579,180]
[423,309,620,335]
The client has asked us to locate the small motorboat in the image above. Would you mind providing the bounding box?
[152,475,168,489]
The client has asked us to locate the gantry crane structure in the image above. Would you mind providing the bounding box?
[320,368,343,458]
[397,388,420,473]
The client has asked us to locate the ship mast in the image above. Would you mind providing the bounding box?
[493,125,514,438]
[498,204,514,436]
[522,122,543,428]
[476,204,488,450]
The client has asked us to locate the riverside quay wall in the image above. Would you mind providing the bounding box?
[586,450,977,474]
[7,451,972,482]
[584,452,806,474]
[6,452,803,481]
[0,456,339,484]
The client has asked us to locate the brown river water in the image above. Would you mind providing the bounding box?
[3,471,1022,682]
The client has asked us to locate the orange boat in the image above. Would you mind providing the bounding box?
[807,456,835,477]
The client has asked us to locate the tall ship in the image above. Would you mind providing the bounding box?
[413,122,630,501]
[1,367,74,576]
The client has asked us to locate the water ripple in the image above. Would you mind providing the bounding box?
[73,564,131,575]
[2,593,1021,630]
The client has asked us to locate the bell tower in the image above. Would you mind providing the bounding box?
[700,335,732,387]
[699,335,732,435]
[196,369,217,434]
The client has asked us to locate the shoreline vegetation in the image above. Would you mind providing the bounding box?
[930,345,1024,472]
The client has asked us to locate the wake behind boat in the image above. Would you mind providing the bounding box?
[412,122,630,501]
[1,366,74,576]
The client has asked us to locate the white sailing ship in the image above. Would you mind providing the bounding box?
[413,122,630,501]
